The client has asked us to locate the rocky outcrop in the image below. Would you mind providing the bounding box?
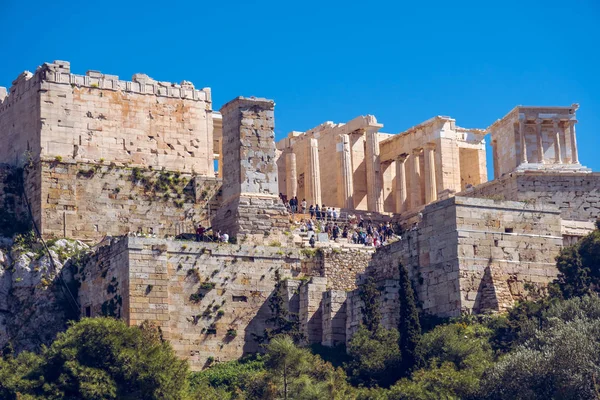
[0,237,89,353]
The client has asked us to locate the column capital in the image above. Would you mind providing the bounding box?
[396,152,409,163]
[570,119,578,125]
[425,142,436,150]
[534,118,543,125]
[552,119,560,128]
[412,148,423,156]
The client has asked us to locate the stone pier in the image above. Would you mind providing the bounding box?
[212,96,288,239]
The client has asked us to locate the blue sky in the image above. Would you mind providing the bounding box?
[1,0,598,175]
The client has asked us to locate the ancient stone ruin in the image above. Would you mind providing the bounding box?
[0,60,598,370]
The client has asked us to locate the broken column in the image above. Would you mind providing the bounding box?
[338,134,354,209]
[211,96,288,239]
[285,152,297,198]
[365,128,384,212]
[395,153,408,213]
[307,138,322,206]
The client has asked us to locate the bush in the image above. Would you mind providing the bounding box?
[0,318,188,399]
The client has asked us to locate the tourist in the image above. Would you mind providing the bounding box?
[309,204,315,219]
[309,234,316,248]
[342,225,348,239]
[221,232,229,243]
[327,207,333,221]
[195,224,205,242]
[315,204,321,220]
[333,208,339,221]
[301,198,307,214]
[332,224,340,240]
[307,219,314,231]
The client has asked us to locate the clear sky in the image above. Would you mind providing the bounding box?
[1,0,598,175]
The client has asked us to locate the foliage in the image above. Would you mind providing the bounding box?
[480,295,600,400]
[346,325,401,388]
[554,222,600,298]
[360,276,382,333]
[255,270,303,344]
[0,318,188,400]
[397,262,422,375]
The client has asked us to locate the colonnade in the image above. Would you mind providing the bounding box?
[518,118,579,165]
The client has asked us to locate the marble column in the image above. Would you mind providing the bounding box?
[535,119,544,163]
[519,119,528,164]
[365,128,384,212]
[411,148,422,209]
[553,120,562,164]
[570,120,579,164]
[307,138,322,206]
[424,143,438,203]
[338,134,354,209]
[285,152,297,198]
[395,153,408,213]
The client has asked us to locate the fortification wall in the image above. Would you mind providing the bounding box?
[32,160,221,241]
[0,71,42,166]
[1,61,214,174]
[81,237,305,370]
[464,172,600,222]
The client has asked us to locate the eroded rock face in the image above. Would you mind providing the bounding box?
[0,237,89,353]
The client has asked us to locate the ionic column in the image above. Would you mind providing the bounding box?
[424,143,438,203]
[570,120,579,164]
[307,138,322,206]
[338,134,354,209]
[553,120,562,164]
[519,119,528,163]
[411,148,422,209]
[285,152,297,198]
[395,153,408,213]
[535,118,544,163]
[365,128,384,212]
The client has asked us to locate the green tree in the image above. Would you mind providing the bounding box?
[360,276,382,332]
[554,220,600,298]
[263,335,353,400]
[256,270,303,344]
[398,263,422,374]
[480,295,600,400]
[1,318,189,400]
[346,325,401,388]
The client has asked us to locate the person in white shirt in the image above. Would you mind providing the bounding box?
[221,233,229,243]
[301,199,307,214]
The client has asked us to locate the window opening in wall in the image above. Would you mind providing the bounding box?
[504,227,514,233]
[232,295,248,302]
[85,306,91,317]
[494,239,499,247]
[214,159,219,175]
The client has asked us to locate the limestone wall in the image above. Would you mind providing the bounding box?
[33,160,221,241]
[78,237,131,322]
[360,196,562,319]
[1,61,214,174]
[85,237,304,370]
[0,72,42,166]
[453,197,562,313]
[38,61,214,173]
[464,172,600,222]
